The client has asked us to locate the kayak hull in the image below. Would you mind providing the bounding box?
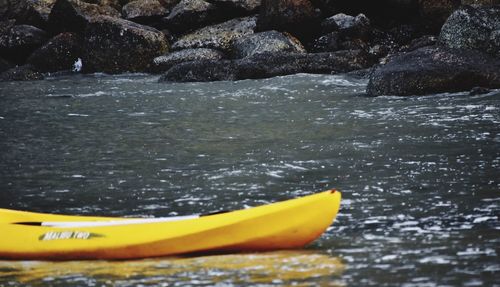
[0,190,341,260]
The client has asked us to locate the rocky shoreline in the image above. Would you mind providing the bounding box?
[1,0,499,96]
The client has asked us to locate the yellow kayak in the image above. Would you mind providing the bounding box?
[0,190,341,260]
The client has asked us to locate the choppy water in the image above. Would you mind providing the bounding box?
[0,73,499,286]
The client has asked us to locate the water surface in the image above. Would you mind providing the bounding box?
[0,74,499,286]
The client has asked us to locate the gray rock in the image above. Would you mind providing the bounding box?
[367,46,500,96]
[122,0,168,23]
[171,16,256,52]
[0,24,48,64]
[48,0,121,34]
[82,15,169,73]
[160,50,374,82]
[439,5,500,56]
[310,32,341,52]
[84,0,122,10]
[163,0,220,33]
[400,35,437,52]
[151,48,225,73]
[231,30,305,59]
[27,32,83,72]
[329,13,370,31]
[319,16,340,35]
[210,0,261,12]
[1,0,57,29]
[0,64,43,81]
[256,0,321,40]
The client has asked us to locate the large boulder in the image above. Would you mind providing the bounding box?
[171,16,257,52]
[122,0,168,24]
[0,64,44,81]
[0,0,57,29]
[48,0,121,34]
[26,32,83,72]
[151,48,225,73]
[439,5,500,56]
[231,30,305,58]
[256,0,321,41]
[162,0,221,33]
[366,46,500,96]
[0,24,48,64]
[160,49,374,82]
[82,15,169,73]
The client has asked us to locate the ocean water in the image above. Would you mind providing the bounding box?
[0,73,499,286]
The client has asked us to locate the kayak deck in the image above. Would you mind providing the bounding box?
[0,190,341,260]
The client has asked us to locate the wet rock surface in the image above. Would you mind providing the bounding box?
[151,48,225,73]
[367,46,500,96]
[27,32,83,72]
[171,16,257,52]
[160,49,374,82]
[122,0,168,24]
[0,64,44,81]
[0,0,498,93]
[231,30,305,59]
[82,15,168,73]
[439,5,500,56]
[0,24,48,64]
[256,0,321,41]
[162,0,221,33]
[48,0,121,34]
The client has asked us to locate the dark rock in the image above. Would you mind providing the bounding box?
[26,32,83,72]
[82,15,169,73]
[388,24,419,46]
[160,49,374,82]
[462,0,500,4]
[469,86,490,95]
[122,0,168,24]
[329,13,370,32]
[162,0,220,33]
[0,24,48,64]
[309,32,340,52]
[367,46,500,96]
[0,20,16,34]
[231,30,305,58]
[0,57,14,73]
[171,16,256,52]
[319,16,339,35]
[151,48,225,73]
[156,0,182,9]
[314,0,419,29]
[256,0,322,41]
[0,0,57,29]
[160,59,237,81]
[84,0,122,10]
[439,5,500,56]
[210,0,261,13]
[401,35,437,52]
[48,0,121,34]
[0,64,44,81]
[237,50,374,78]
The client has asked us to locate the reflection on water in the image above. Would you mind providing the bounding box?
[0,251,344,286]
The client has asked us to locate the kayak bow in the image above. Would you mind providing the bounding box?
[0,190,341,260]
